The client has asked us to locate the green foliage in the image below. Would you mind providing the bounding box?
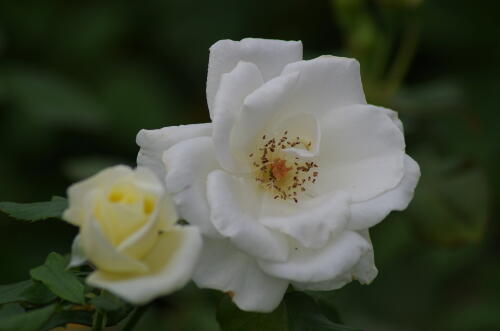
[0,304,24,319]
[42,309,93,330]
[0,254,134,329]
[30,253,85,304]
[217,292,361,331]
[408,150,489,245]
[0,280,55,305]
[2,69,105,131]
[90,291,129,312]
[0,197,67,222]
[0,304,55,331]
[0,0,499,330]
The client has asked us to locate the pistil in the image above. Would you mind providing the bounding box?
[249,131,319,203]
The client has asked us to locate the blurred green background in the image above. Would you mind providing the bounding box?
[0,0,499,330]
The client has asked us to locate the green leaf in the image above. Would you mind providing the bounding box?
[217,292,361,331]
[0,280,55,305]
[106,303,134,327]
[30,253,85,304]
[0,304,24,319]
[42,310,93,330]
[0,304,56,331]
[90,291,128,312]
[41,303,132,330]
[0,196,67,222]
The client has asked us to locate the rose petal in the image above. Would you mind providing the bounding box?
[316,104,405,202]
[118,194,177,260]
[163,136,222,238]
[292,230,377,290]
[113,167,176,259]
[81,218,148,274]
[259,230,370,283]
[348,155,420,230]
[207,170,289,262]
[193,238,288,312]
[259,192,350,249]
[63,165,132,226]
[230,71,300,154]
[68,235,86,268]
[351,230,378,284]
[136,123,212,180]
[87,226,202,305]
[281,55,366,113]
[278,113,321,156]
[206,38,302,118]
[212,61,264,172]
[373,106,404,133]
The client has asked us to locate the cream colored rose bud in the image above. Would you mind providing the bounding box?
[63,165,202,304]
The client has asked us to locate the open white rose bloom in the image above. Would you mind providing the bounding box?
[63,165,202,304]
[137,39,420,312]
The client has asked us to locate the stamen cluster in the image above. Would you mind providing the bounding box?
[249,132,318,203]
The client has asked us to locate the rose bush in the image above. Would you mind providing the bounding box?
[137,38,420,312]
[63,165,202,304]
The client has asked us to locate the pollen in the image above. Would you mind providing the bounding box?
[250,131,319,202]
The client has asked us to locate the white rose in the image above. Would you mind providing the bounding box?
[137,38,420,312]
[63,165,202,304]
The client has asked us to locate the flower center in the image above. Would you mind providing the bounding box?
[270,158,292,181]
[249,131,319,203]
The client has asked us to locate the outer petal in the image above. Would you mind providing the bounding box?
[68,235,86,268]
[292,230,377,290]
[131,166,165,196]
[207,38,302,117]
[280,55,366,114]
[351,230,378,285]
[136,123,212,180]
[212,61,264,172]
[348,155,420,230]
[259,192,350,249]
[193,238,288,312]
[207,170,289,262]
[316,104,406,202]
[87,226,202,305]
[163,136,221,238]
[373,106,404,133]
[259,230,371,283]
[81,218,148,274]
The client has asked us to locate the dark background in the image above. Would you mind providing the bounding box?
[1,0,499,330]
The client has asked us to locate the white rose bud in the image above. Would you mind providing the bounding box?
[63,165,202,304]
[137,38,420,312]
